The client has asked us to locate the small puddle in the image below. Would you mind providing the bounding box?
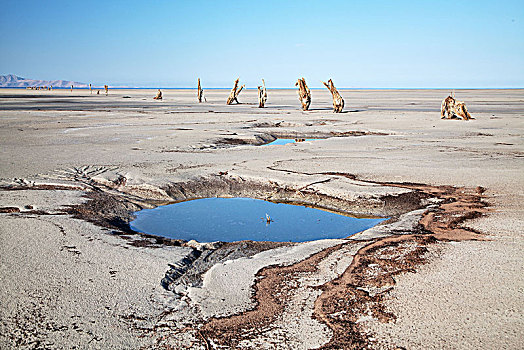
[263,138,320,146]
[130,197,386,243]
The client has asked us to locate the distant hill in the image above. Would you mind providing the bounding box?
[0,74,89,88]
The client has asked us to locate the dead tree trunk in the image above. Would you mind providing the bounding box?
[226,78,245,105]
[197,78,206,102]
[257,79,267,108]
[321,79,344,113]
[295,78,311,111]
[441,92,474,120]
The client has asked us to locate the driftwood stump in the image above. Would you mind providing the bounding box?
[322,79,344,113]
[258,79,267,108]
[441,92,473,120]
[197,78,206,102]
[295,78,311,110]
[226,78,245,105]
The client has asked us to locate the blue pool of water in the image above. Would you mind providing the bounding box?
[130,197,386,243]
[264,138,319,146]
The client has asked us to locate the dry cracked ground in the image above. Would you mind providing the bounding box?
[0,88,523,349]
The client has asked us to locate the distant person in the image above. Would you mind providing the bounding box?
[89,83,92,94]
[153,89,162,100]
[71,85,73,92]
[97,90,100,94]
[104,85,108,95]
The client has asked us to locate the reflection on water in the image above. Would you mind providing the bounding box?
[130,197,386,243]
[263,138,319,146]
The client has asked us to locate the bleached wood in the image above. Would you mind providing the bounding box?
[321,79,344,113]
[258,79,267,108]
[226,78,245,105]
[295,78,311,111]
[197,78,206,103]
[441,92,474,120]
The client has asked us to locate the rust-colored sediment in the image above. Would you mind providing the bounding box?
[200,243,346,346]
[196,181,489,348]
[0,207,20,213]
[314,183,489,349]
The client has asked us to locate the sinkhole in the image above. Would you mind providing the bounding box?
[129,197,386,243]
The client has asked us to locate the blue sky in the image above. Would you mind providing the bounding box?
[1,0,523,88]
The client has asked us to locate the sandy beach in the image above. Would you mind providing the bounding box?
[0,88,522,349]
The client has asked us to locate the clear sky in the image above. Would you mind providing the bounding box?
[1,0,523,88]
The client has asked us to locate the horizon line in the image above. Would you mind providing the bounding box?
[2,86,523,90]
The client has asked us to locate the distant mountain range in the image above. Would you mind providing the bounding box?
[0,74,89,88]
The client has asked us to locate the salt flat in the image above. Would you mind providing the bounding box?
[0,88,522,349]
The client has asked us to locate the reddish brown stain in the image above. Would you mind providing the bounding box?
[197,181,490,349]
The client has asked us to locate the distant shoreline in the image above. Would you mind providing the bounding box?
[1,86,523,90]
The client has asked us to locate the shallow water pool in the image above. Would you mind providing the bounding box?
[130,197,386,243]
[263,138,319,146]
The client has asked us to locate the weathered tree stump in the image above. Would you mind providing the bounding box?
[197,78,206,102]
[153,89,162,100]
[321,79,344,113]
[226,78,245,105]
[441,92,474,120]
[258,79,267,108]
[295,78,311,111]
